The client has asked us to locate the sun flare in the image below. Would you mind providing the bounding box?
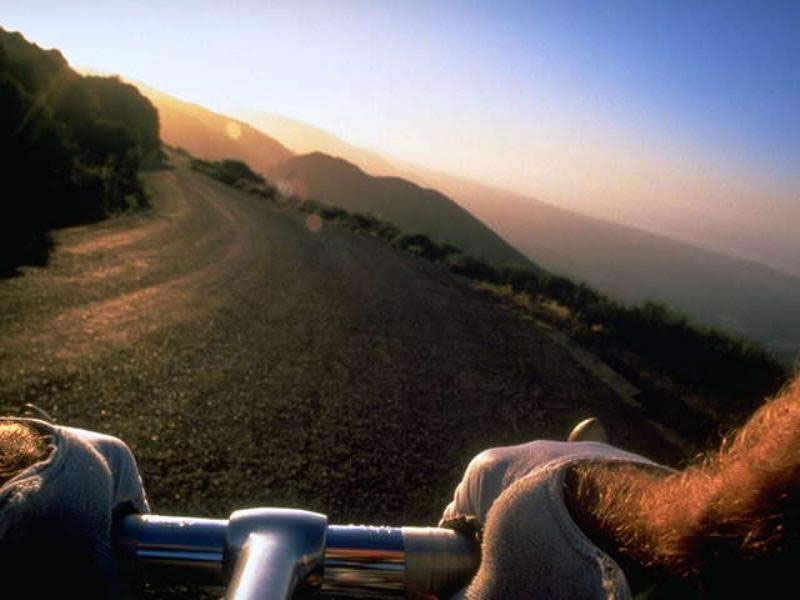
[225,121,242,140]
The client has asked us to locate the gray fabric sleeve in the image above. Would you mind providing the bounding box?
[64,426,149,514]
[0,418,149,597]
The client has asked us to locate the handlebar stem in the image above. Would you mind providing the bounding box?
[225,508,328,600]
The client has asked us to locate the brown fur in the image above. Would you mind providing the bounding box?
[566,377,800,596]
[0,422,48,486]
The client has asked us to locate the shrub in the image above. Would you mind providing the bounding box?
[190,158,265,186]
[502,267,543,294]
[319,206,348,220]
[300,198,322,213]
[256,182,277,200]
[220,160,264,184]
[342,212,380,233]
[449,255,502,284]
[394,234,437,260]
[393,234,463,262]
[1,28,159,273]
[373,221,402,241]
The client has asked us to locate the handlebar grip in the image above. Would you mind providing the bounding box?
[402,527,479,596]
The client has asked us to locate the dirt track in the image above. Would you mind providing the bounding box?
[0,152,681,527]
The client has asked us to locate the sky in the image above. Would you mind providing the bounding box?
[3,1,799,275]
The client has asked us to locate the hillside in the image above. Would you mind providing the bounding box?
[406,173,800,366]
[0,29,160,275]
[135,83,292,174]
[139,84,531,270]
[235,111,800,365]
[232,108,399,176]
[268,153,534,269]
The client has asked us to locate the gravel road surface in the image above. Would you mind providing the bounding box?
[0,152,678,528]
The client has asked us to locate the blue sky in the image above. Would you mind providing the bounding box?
[524,1,800,178]
[3,1,799,273]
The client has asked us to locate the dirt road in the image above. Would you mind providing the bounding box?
[0,152,679,526]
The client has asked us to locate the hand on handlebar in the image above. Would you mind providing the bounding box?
[4,418,632,599]
[438,420,654,600]
[439,441,585,597]
[0,418,148,597]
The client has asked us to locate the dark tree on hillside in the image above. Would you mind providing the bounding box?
[0,27,161,275]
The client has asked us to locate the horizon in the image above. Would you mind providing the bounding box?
[3,2,798,276]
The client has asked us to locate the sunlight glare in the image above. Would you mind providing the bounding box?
[225,121,242,140]
[305,213,322,233]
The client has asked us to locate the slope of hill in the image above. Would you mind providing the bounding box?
[403,172,800,366]
[268,153,534,269]
[135,83,292,174]
[235,112,800,365]
[139,85,532,269]
[232,109,399,176]
[1,29,160,275]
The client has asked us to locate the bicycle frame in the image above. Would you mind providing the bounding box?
[117,507,479,599]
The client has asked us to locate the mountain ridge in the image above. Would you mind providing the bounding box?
[233,109,800,280]
[233,110,800,365]
[136,83,536,270]
[232,109,400,176]
[269,152,535,269]
[135,83,292,174]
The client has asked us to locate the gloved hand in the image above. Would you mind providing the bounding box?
[440,439,661,599]
[0,418,149,598]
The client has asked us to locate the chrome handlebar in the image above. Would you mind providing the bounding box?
[116,508,479,599]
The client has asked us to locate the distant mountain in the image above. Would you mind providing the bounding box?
[135,88,530,269]
[393,168,800,366]
[135,84,292,173]
[236,111,800,365]
[268,153,534,269]
[232,109,399,176]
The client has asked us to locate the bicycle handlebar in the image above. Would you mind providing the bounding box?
[116,508,479,599]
